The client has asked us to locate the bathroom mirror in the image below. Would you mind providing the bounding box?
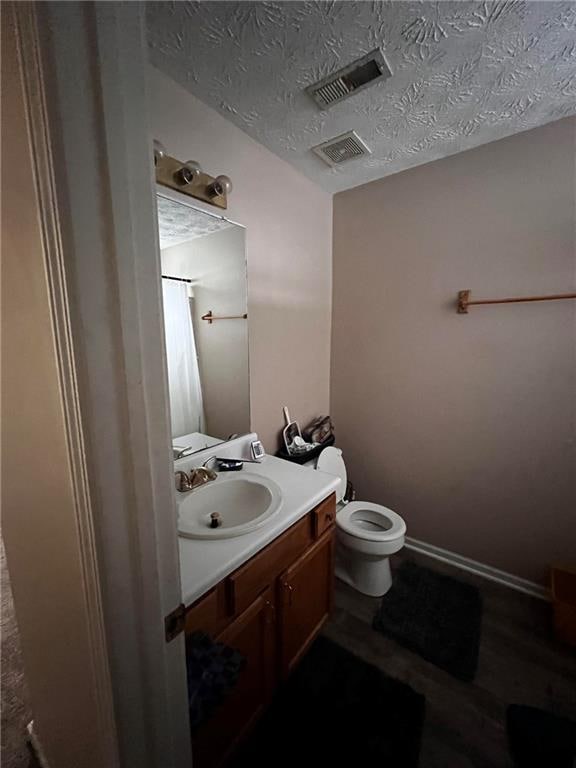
[156,191,250,458]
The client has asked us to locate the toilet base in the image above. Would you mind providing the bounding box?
[335,543,393,597]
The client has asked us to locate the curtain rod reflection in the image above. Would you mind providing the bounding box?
[162,274,195,284]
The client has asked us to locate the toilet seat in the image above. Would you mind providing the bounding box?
[337,501,406,543]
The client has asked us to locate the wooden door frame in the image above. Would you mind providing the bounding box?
[7,3,192,766]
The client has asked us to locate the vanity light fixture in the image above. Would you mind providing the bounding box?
[154,140,231,210]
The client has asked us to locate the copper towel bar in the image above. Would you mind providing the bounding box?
[201,310,247,324]
[457,290,576,314]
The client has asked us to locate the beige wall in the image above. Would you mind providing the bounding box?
[332,118,576,586]
[149,68,333,451]
[161,225,250,440]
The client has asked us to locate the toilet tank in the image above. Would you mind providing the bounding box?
[307,447,347,504]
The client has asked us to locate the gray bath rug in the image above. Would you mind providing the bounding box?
[373,560,482,682]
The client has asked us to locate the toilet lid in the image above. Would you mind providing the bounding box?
[316,447,347,504]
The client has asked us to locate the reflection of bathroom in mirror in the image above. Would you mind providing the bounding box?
[156,192,249,458]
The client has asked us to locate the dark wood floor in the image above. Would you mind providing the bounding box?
[322,550,576,768]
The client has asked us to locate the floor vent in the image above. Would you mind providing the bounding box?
[306,48,392,110]
[312,130,371,166]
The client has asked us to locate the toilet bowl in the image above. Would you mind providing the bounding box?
[336,501,406,596]
[308,447,406,597]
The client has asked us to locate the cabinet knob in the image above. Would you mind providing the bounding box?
[264,599,275,624]
[283,582,294,607]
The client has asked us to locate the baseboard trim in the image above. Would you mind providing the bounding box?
[405,537,550,601]
[26,721,50,768]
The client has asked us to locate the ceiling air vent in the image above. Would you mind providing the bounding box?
[312,130,371,167]
[306,48,392,110]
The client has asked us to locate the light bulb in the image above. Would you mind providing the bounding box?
[153,139,166,165]
[176,160,203,185]
[208,174,233,197]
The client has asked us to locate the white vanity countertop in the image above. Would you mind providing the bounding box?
[178,455,339,607]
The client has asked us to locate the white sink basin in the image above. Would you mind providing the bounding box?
[177,473,282,539]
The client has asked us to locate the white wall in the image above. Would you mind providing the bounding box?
[161,225,250,440]
[148,67,333,451]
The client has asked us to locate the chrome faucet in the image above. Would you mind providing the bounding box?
[174,445,194,460]
[202,455,219,470]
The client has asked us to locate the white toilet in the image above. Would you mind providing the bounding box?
[308,447,406,597]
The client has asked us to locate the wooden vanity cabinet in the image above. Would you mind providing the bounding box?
[185,492,336,768]
[192,587,276,768]
[278,530,334,678]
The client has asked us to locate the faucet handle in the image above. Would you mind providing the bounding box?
[188,466,218,488]
[175,470,192,492]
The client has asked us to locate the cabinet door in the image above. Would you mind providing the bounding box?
[278,530,334,679]
[192,587,276,768]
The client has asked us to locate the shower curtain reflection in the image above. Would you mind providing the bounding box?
[162,279,205,438]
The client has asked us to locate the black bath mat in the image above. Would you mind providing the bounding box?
[231,635,425,767]
[507,705,576,768]
[185,631,244,730]
[373,560,482,682]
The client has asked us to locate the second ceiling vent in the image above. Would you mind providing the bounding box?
[312,131,371,166]
[306,48,392,110]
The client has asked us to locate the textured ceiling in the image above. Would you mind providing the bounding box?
[157,196,232,249]
[147,1,576,193]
